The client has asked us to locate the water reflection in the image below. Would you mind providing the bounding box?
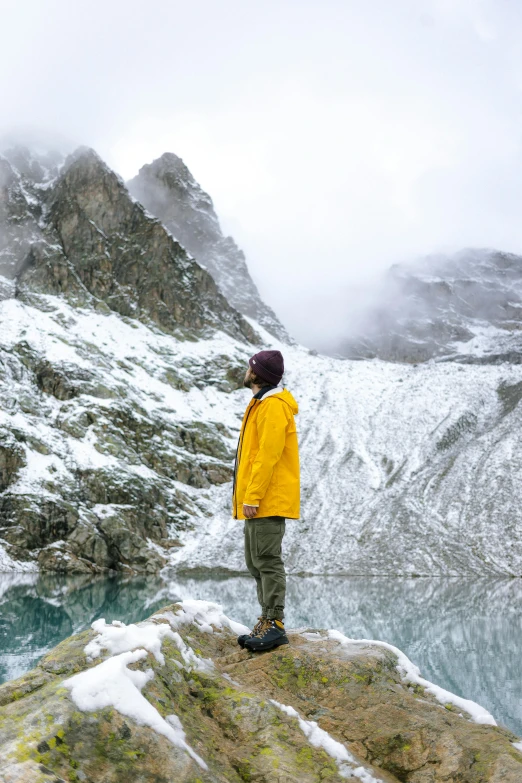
[0,573,520,737]
[0,573,169,682]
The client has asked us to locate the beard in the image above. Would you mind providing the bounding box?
[244,371,261,389]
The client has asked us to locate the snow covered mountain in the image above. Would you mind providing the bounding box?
[0,146,257,573]
[336,249,522,363]
[174,345,522,575]
[128,153,289,341]
[1,146,522,575]
[0,147,254,342]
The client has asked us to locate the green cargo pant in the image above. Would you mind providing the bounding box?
[244,516,286,620]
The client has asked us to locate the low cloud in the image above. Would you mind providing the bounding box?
[2,0,521,347]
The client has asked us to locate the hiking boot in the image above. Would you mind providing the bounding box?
[237,616,267,648]
[244,619,289,652]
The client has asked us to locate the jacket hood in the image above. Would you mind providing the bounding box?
[272,388,299,415]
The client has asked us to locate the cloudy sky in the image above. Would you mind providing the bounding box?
[2,0,522,346]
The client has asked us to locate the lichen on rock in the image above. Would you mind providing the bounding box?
[0,600,520,782]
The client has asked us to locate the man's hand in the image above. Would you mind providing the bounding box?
[243,504,258,519]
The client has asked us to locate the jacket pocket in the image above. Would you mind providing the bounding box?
[255,520,285,558]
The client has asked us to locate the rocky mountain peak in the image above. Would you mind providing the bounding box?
[0,153,47,281]
[128,153,291,342]
[147,151,213,198]
[47,146,139,237]
[132,152,222,234]
[0,145,257,343]
[336,248,522,364]
[2,145,63,184]
[0,144,262,575]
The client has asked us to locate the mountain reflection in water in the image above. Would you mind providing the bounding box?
[0,573,520,737]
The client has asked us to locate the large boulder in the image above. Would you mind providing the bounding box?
[0,600,520,782]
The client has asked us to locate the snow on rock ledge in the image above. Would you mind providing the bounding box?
[0,600,520,783]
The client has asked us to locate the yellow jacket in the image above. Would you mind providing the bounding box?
[232,388,300,520]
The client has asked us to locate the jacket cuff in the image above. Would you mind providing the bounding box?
[243,501,259,507]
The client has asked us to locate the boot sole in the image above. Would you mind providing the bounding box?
[244,637,289,652]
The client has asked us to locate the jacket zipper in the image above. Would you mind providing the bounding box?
[232,400,257,518]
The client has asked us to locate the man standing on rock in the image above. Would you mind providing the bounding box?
[232,350,300,651]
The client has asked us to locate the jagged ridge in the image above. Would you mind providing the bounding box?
[128,152,290,342]
[1,146,257,344]
[0,146,260,573]
[336,249,522,363]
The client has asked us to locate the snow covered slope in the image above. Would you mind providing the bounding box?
[3,281,522,575]
[2,146,522,575]
[336,248,522,363]
[0,291,253,572]
[171,324,522,575]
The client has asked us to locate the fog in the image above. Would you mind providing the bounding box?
[2,0,522,347]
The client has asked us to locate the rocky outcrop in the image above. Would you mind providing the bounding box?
[336,249,522,363]
[0,146,261,573]
[1,574,521,741]
[2,147,257,344]
[0,435,25,492]
[128,152,290,341]
[0,153,47,280]
[0,276,253,573]
[0,600,520,783]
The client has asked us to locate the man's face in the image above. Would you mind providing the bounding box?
[243,366,254,388]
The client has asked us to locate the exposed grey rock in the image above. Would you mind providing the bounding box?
[0,146,262,573]
[0,320,248,573]
[336,249,522,363]
[0,154,47,280]
[0,434,26,491]
[128,152,290,341]
[7,147,257,344]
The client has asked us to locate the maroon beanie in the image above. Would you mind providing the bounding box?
[249,350,284,385]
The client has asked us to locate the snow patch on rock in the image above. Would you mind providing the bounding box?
[158,597,250,637]
[64,602,247,769]
[64,648,207,768]
[0,541,38,572]
[65,601,250,769]
[65,600,499,778]
[328,629,497,725]
[272,699,384,781]
[84,618,177,664]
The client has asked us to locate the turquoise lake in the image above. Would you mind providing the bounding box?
[0,574,520,738]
